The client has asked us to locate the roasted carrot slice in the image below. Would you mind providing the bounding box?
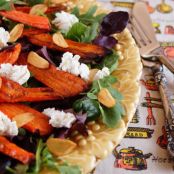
[0,44,21,64]
[22,28,47,37]
[15,5,66,14]
[0,136,35,164]
[0,103,53,136]
[28,64,88,98]
[27,33,110,59]
[0,10,51,30]
[0,77,62,102]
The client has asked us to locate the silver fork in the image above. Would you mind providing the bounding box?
[128,2,174,73]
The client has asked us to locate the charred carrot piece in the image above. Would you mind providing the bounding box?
[27,33,110,59]
[28,64,88,98]
[0,10,51,30]
[0,136,35,164]
[0,103,53,136]
[0,77,62,102]
[22,28,47,37]
[14,6,31,13]
[15,5,66,14]
[0,44,21,64]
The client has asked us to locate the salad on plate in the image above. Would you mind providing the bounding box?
[0,0,133,174]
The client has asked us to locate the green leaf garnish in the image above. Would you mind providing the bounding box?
[0,0,12,11]
[7,140,81,174]
[26,0,44,6]
[73,98,100,121]
[66,22,88,42]
[100,51,119,73]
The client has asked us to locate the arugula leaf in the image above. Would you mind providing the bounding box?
[59,164,81,174]
[81,22,99,43]
[66,22,87,42]
[26,0,44,6]
[99,104,122,128]
[73,98,100,121]
[87,93,97,100]
[100,51,119,73]
[8,140,81,174]
[71,6,106,25]
[0,0,11,11]
[108,87,123,101]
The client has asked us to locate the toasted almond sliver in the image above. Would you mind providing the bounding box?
[46,138,77,156]
[88,69,100,84]
[52,32,68,48]
[27,51,49,69]
[12,112,35,128]
[29,4,48,15]
[97,88,116,108]
[9,24,24,43]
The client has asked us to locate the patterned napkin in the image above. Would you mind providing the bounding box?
[94,1,174,173]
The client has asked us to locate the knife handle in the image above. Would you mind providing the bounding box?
[154,70,174,156]
[151,47,174,74]
[159,56,174,74]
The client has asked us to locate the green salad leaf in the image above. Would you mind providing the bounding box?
[73,74,125,127]
[26,0,44,6]
[66,22,88,42]
[81,22,99,43]
[73,98,100,121]
[7,140,81,174]
[0,0,12,11]
[72,6,106,25]
[68,6,106,43]
[100,51,119,73]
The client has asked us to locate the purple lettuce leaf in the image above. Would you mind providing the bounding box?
[37,46,55,65]
[100,11,129,36]
[93,35,118,49]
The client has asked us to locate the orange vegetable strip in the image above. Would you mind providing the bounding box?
[27,33,110,59]
[0,44,21,64]
[28,64,88,98]
[0,10,51,30]
[0,103,53,136]
[0,77,62,102]
[15,5,66,14]
[0,136,35,164]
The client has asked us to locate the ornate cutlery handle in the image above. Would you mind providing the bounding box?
[154,67,174,156]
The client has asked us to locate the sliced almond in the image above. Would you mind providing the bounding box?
[52,32,68,48]
[9,24,24,43]
[29,4,48,15]
[88,69,99,83]
[46,138,77,156]
[27,51,49,69]
[12,112,35,128]
[97,88,116,108]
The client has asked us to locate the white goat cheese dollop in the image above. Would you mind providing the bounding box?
[52,11,79,32]
[0,63,30,85]
[94,67,110,80]
[0,27,10,49]
[43,108,76,128]
[0,111,18,136]
[59,52,90,80]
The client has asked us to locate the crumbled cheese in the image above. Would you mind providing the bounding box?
[0,111,18,136]
[79,63,90,81]
[43,108,76,128]
[0,27,10,49]
[94,67,110,80]
[52,11,79,32]
[59,52,90,80]
[0,63,30,85]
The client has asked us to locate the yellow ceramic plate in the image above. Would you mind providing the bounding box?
[41,1,142,173]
